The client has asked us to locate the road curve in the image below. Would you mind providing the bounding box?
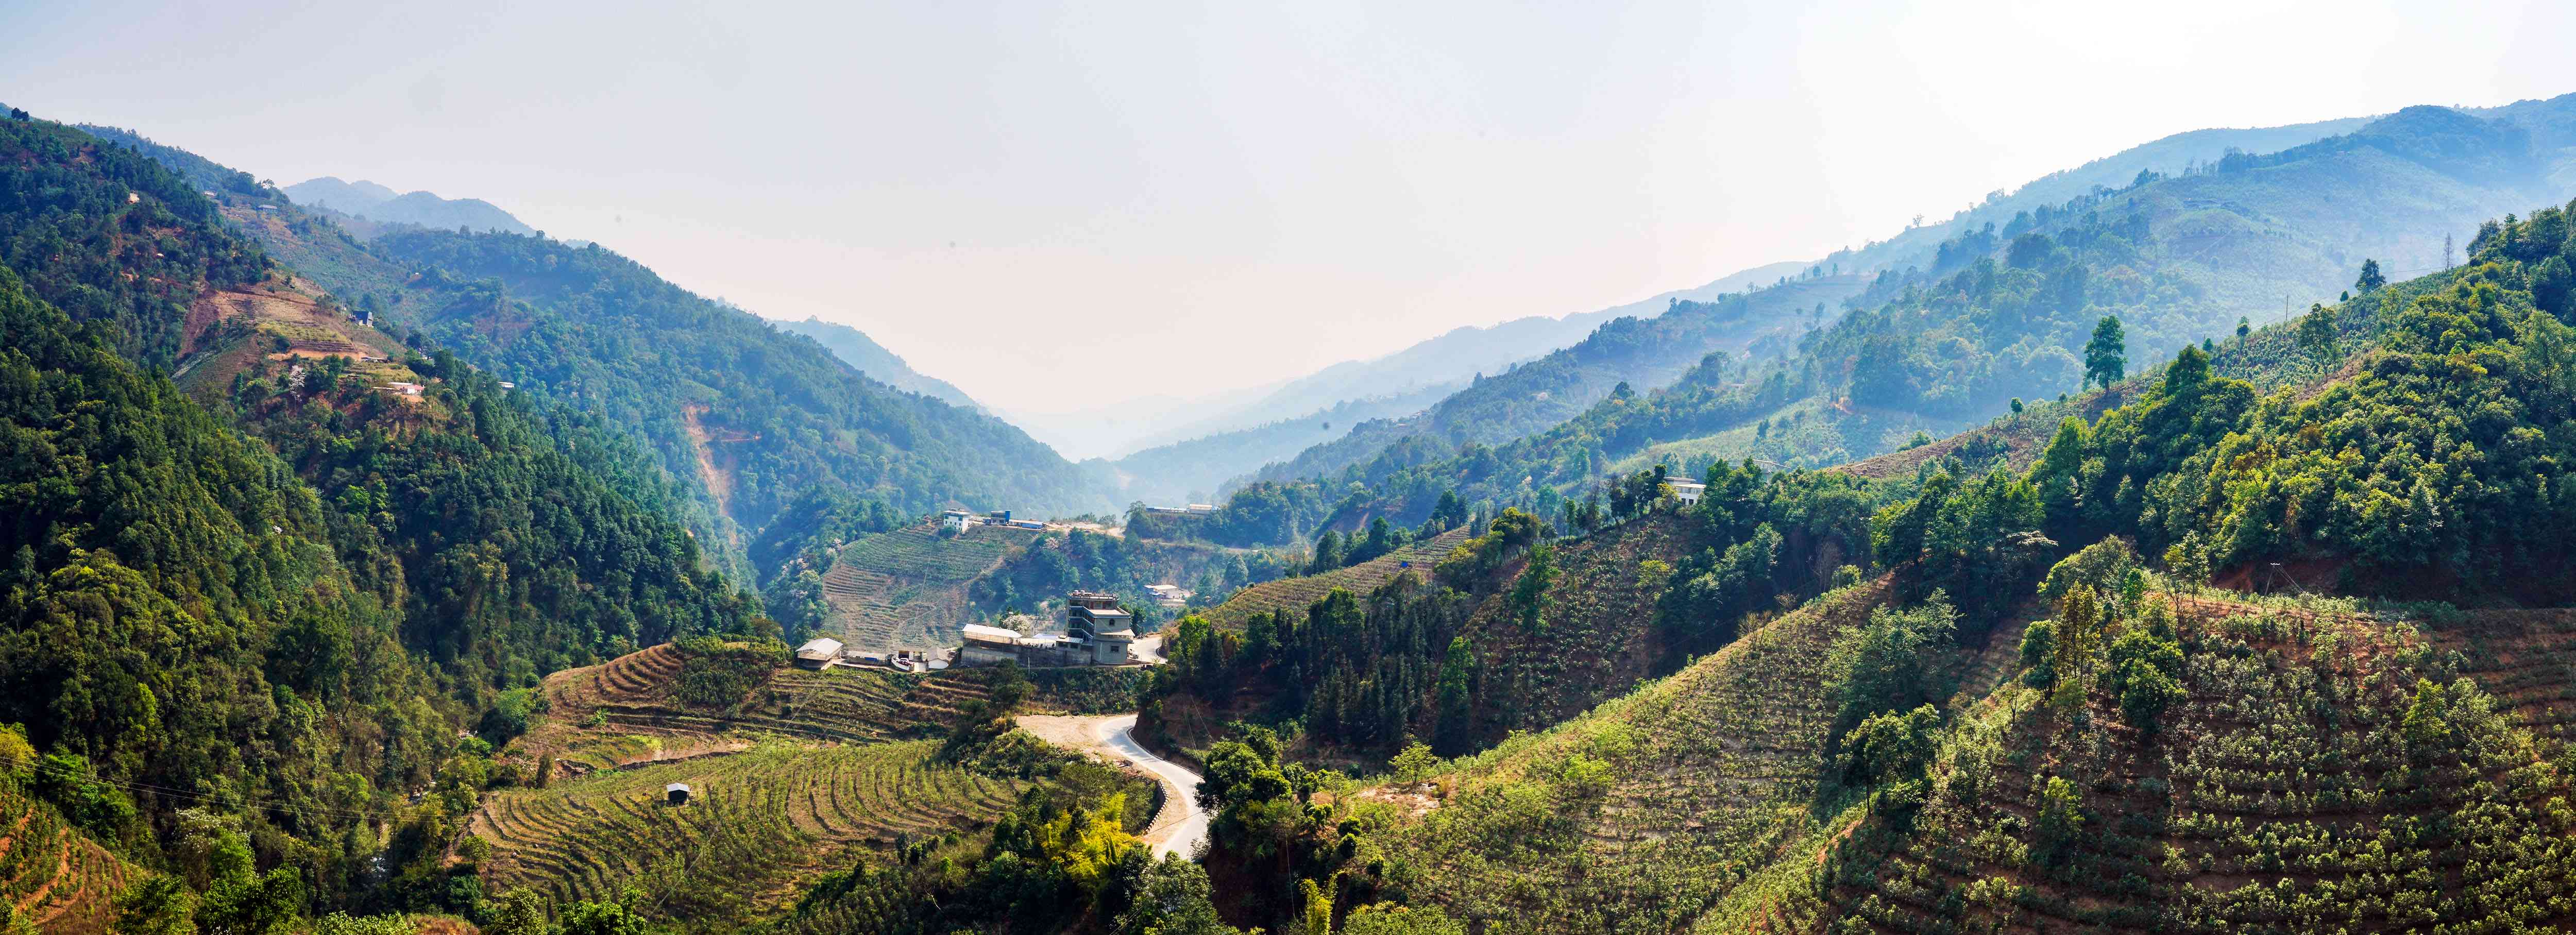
[1015,713,1208,859]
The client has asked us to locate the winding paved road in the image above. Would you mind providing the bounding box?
[1016,712,1207,858]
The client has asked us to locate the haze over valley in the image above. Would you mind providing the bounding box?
[11,3,2576,933]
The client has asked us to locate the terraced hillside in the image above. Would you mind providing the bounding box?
[1349,581,1890,934]
[0,783,132,934]
[167,272,413,397]
[1821,594,2576,933]
[521,643,1147,771]
[471,740,1030,925]
[1456,514,1704,741]
[820,522,1044,651]
[1200,526,1472,630]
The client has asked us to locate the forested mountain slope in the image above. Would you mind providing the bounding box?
[770,315,983,411]
[1237,274,1865,499]
[1181,200,2576,933]
[1127,259,1813,454]
[361,229,1115,529]
[1105,382,1454,507]
[1245,102,2576,535]
[0,263,469,911]
[71,120,1118,543]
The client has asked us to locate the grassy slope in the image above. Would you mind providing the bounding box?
[1461,513,1706,741]
[1351,581,1891,934]
[1199,526,1475,631]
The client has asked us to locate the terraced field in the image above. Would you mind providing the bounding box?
[1831,595,2576,933]
[820,523,1043,651]
[1353,580,1889,934]
[0,783,131,934]
[522,644,1002,770]
[1201,526,1475,630]
[472,740,1028,923]
[171,276,409,396]
[2426,607,2576,746]
[522,643,1150,772]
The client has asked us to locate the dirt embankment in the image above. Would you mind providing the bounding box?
[1017,713,1207,858]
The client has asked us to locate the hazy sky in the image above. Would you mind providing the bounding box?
[5,0,2574,415]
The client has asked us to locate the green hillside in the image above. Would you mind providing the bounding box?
[1195,526,1473,631]
[771,315,983,412]
[1234,101,2576,537]
[367,229,1116,531]
[1244,275,1867,492]
[74,123,1120,557]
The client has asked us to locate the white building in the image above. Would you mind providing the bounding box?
[794,637,844,669]
[942,509,975,532]
[1668,479,1706,505]
[1145,584,1192,608]
[959,624,1024,666]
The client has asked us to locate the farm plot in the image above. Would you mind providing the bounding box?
[820,523,1041,651]
[172,281,407,395]
[1835,597,2576,934]
[472,740,1027,923]
[1200,526,1473,631]
[523,643,1138,772]
[1353,581,1887,934]
[0,782,132,934]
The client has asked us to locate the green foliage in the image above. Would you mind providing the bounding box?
[0,265,468,897]
[2017,618,2057,689]
[1835,704,1940,789]
[1341,902,1466,935]
[1433,508,1545,587]
[2037,536,2136,604]
[2103,628,2185,735]
[226,348,758,697]
[0,117,269,366]
[360,228,1110,530]
[2032,775,2083,864]
[2082,315,2127,389]
[670,637,784,708]
[1825,596,1957,733]
[113,875,197,935]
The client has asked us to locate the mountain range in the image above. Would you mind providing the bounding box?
[283,176,537,236]
[18,86,2576,935]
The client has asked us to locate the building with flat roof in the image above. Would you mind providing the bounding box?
[794,637,844,669]
[1668,479,1706,504]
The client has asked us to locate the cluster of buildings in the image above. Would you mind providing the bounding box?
[944,508,1046,533]
[1142,503,1219,519]
[959,591,1141,667]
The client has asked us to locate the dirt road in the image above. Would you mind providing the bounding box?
[1016,713,1207,859]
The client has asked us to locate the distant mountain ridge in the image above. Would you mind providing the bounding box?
[285,175,537,236]
[1118,259,1815,459]
[1279,97,2576,534]
[770,315,984,412]
[1111,113,2404,501]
